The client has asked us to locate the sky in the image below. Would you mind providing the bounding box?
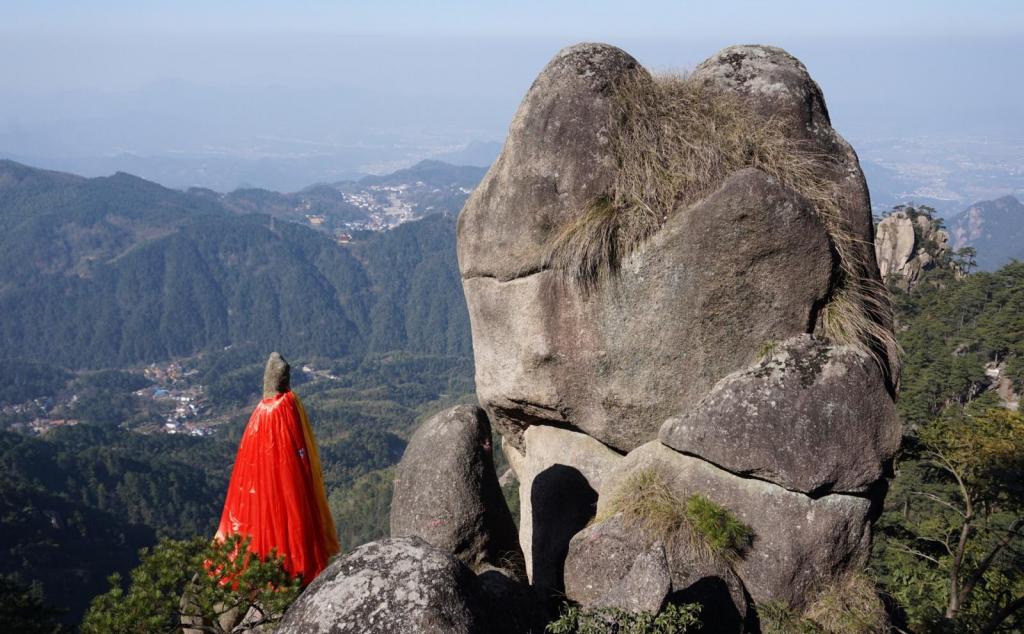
[1,1,1022,190]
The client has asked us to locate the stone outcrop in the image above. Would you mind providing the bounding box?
[597,442,873,608]
[515,425,622,592]
[660,335,901,495]
[563,514,672,614]
[463,166,836,453]
[390,405,523,576]
[284,41,899,634]
[276,538,489,634]
[563,513,750,632]
[875,207,953,289]
[276,537,544,634]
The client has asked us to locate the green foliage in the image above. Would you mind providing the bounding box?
[328,469,395,551]
[0,162,471,369]
[757,601,823,634]
[757,339,779,360]
[546,602,701,634]
[81,534,301,634]
[872,259,1024,633]
[0,575,66,633]
[895,261,1024,427]
[683,495,753,560]
[0,361,69,405]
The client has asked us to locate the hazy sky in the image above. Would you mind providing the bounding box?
[1,1,1022,189]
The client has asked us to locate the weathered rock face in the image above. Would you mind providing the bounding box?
[457,43,642,282]
[875,213,916,281]
[564,513,751,633]
[390,405,523,576]
[691,45,879,274]
[276,538,489,634]
[660,335,901,495]
[459,41,863,454]
[563,514,672,614]
[464,166,836,453]
[516,425,622,592]
[875,208,953,289]
[598,442,873,608]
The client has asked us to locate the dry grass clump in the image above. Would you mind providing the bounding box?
[758,572,888,634]
[542,71,899,383]
[596,468,752,565]
[803,572,889,634]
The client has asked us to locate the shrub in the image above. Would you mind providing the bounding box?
[546,602,701,634]
[81,534,301,634]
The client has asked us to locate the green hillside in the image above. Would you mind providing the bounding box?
[0,160,470,370]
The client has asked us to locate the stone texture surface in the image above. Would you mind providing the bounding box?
[464,168,836,453]
[457,42,644,281]
[390,405,523,576]
[692,44,896,379]
[598,442,873,608]
[564,513,751,633]
[691,45,877,264]
[275,537,489,634]
[563,513,672,614]
[262,351,290,399]
[874,208,952,290]
[875,213,916,281]
[517,425,622,592]
[660,334,901,494]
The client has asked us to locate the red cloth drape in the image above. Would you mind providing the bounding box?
[215,390,338,584]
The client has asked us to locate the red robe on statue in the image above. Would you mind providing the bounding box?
[215,390,339,584]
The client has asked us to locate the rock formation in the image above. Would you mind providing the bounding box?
[276,537,542,634]
[875,205,955,289]
[390,404,523,577]
[459,41,898,627]
[283,41,900,634]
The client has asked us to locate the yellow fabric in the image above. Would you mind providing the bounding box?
[294,393,341,556]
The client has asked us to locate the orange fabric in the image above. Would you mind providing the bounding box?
[294,394,340,555]
[215,390,339,584]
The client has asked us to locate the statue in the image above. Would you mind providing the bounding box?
[214,352,339,584]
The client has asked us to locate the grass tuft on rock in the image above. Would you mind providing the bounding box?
[803,572,888,634]
[542,71,899,383]
[596,468,752,564]
[757,572,888,634]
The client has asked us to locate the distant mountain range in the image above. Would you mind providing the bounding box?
[949,195,1024,271]
[0,159,473,369]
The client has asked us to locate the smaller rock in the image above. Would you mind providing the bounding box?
[598,442,873,608]
[390,405,523,576]
[275,537,489,634]
[262,351,291,399]
[659,334,901,494]
[564,513,672,614]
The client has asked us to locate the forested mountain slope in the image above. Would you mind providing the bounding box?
[0,160,470,369]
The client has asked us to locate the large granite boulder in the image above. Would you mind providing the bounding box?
[691,45,879,273]
[874,207,953,290]
[516,425,622,592]
[390,405,523,576]
[875,213,916,281]
[598,442,872,608]
[458,42,895,455]
[463,167,836,453]
[277,538,546,634]
[276,538,489,634]
[660,335,901,494]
